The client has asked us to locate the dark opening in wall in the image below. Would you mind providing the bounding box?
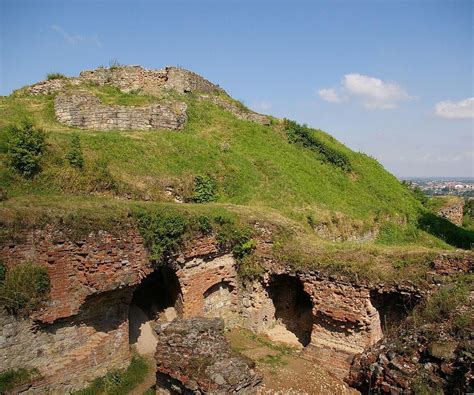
[370,290,417,334]
[268,274,314,346]
[129,267,182,347]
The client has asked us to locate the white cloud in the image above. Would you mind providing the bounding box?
[251,100,272,112]
[434,97,474,119]
[318,88,342,103]
[51,25,101,47]
[342,73,410,109]
[51,25,84,44]
[318,73,411,110]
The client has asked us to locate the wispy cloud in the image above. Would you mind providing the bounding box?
[51,24,101,47]
[434,97,474,119]
[51,24,84,44]
[318,73,411,110]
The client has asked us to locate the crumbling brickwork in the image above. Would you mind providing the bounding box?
[154,317,262,394]
[0,225,151,393]
[175,254,241,328]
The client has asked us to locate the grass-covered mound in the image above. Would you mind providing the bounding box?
[0,71,472,250]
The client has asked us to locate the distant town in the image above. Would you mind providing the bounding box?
[401,177,474,197]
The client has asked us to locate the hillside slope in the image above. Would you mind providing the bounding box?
[0,65,471,249]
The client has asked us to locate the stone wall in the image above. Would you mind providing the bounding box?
[1,222,446,391]
[0,224,150,323]
[25,65,272,127]
[54,93,187,131]
[435,196,465,226]
[301,274,383,378]
[79,65,224,95]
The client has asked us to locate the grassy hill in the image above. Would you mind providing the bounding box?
[0,68,472,258]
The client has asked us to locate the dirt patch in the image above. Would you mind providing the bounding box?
[226,328,359,395]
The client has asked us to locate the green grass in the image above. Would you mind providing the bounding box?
[46,72,67,80]
[73,354,149,395]
[0,91,421,226]
[0,78,472,252]
[0,368,41,392]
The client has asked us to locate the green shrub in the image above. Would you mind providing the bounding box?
[419,278,470,324]
[74,354,149,395]
[191,175,218,203]
[0,262,50,315]
[46,72,66,80]
[283,119,351,172]
[65,133,84,169]
[0,368,41,393]
[233,238,256,260]
[6,120,46,178]
[133,208,188,263]
[217,223,253,253]
[192,215,213,235]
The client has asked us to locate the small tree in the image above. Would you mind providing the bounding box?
[65,133,84,169]
[7,120,46,178]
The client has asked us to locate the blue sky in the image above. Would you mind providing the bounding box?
[1,0,473,177]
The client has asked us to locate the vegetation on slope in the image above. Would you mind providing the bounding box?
[0,368,41,393]
[0,87,420,221]
[0,76,472,253]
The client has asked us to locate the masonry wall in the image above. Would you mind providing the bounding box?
[79,65,223,95]
[1,289,131,394]
[238,272,384,378]
[175,254,241,328]
[300,274,383,378]
[0,225,151,393]
[54,93,187,131]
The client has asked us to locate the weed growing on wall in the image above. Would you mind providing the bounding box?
[132,208,189,263]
